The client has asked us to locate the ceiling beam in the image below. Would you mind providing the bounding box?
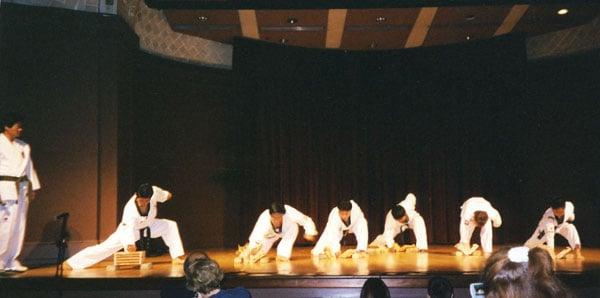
[326,9,347,48]
[405,7,438,48]
[495,4,529,36]
[238,10,260,39]
[147,0,583,10]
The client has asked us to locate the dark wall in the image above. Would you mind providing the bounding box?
[122,53,233,248]
[520,53,600,247]
[0,3,137,259]
[232,36,530,246]
[226,41,600,247]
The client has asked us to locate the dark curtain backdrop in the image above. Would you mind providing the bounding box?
[231,36,528,245]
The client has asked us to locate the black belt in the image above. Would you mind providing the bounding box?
[0,176,28,182]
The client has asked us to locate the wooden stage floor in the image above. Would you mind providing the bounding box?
[1,245,599,291]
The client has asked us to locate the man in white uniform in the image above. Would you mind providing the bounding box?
[457,197,502,254]
[370,193,428,251]
[524,198,582,257]
[65,183,185,269]
[311,200,368,257]
[245,202,318,261]
[0,113,41,272]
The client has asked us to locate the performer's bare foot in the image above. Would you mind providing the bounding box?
[574,246,584,259]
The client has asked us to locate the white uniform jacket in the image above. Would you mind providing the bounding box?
[312,200,368,255]
[535,201,575,231]
[249,204,318,246]
[525,201,580,249]
[460,197,502,228]
[0,134,40,201]
[247,205,318,258]
[118,185,171,246]
[380,193,428,250]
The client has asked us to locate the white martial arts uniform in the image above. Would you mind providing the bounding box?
[371,193,428,250]
[0,133,40,269]
[524,201,580,249]
[66,186,184,269]
[247,205,318,259]
[458,197,502,253]
[311,200,368,255]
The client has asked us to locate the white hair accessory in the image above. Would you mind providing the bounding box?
[507,246,529,263]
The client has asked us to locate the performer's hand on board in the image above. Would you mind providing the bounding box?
[126,244,137,252]
[30,191,37,201]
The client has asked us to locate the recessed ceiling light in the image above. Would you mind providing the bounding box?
[465,15,476,21]
[280,38,288,44]
[198,16,208,22]
[376,16,386,22]
[557,9,569,15]
[287,17,298,24]
[466,36,471,40]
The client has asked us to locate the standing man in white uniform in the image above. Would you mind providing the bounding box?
[457,197,502,254]
[370,193,428,251]
[246,202,318,261]
[311,200,368,257]
[0,113,41,272]
[65,183,185,269]
[524,198,582,257]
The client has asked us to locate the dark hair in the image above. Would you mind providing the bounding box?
[391,205,406,220]
[1,112,23,132]
[482,247,572,298]
[338,200,353,211]
[428,276,453,298]
[269,202,286,215]
[184,252,224,294]
[550,197,566,210]
[136,183,154,198]
[360,277,390,298]
[474,211,488,227]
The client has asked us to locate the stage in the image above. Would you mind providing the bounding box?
[1,246,599,297]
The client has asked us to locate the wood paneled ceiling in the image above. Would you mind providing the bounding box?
[163,4,600,50]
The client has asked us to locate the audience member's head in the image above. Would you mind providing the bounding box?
[428,276,454,298]
[482,246,572,298]
[360,277,390,298]
[184,251,224,296]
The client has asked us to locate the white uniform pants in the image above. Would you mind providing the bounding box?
[460,220,493,253]
[525,223,581,249]
[66,218,184,269]
[0,181,30,267]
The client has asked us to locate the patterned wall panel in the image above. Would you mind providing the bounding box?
[3,0,600,67]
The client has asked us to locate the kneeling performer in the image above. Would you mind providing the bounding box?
[370,193,428,252]
[524,197,582,258]
[237,202,318,263]
[65,183,185,269]
[311,200,368,258]
[456,197,502,255]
